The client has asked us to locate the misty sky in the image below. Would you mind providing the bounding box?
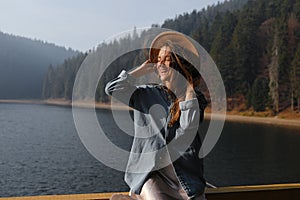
[0,0,224,51]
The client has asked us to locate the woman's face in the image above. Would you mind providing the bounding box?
[156,46,174,84]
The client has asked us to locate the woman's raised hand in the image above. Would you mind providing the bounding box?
[128,59,155,78]
[185,83,196,101]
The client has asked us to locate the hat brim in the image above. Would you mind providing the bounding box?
[149,31,199,60]
[149,31,200,78]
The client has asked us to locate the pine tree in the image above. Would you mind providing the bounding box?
[42,64,54,99]
[251,77,269,111]
[231,8,261,96]
[210,11,238,96]
[258,18,280,113]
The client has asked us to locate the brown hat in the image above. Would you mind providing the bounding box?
[149,31,201,78]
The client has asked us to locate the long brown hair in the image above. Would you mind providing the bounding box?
[159,42,195,127]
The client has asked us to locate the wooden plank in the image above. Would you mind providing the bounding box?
[205,183,300,193]
[205,183,300,200]
[0,192,128,200]
[1,183,300,200]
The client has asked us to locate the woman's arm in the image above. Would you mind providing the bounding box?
[184,83,196,101]
[128,59,155,78]
[105,70,138,107]
[105,60,155,106]
[174,90,207,139]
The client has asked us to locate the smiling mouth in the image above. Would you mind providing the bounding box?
[160,70,169,75]
[159,67,169,73]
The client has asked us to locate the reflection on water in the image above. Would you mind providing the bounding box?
[0,103,299,197]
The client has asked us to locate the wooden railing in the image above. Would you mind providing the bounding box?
[1,183,300,200]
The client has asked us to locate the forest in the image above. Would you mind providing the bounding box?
[42,0,300,115]
[0,31,78,99]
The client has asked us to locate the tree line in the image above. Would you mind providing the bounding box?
[0,31,78,99]
[43,0,300,114]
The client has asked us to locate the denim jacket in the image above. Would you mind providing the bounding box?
[105,70,207,198]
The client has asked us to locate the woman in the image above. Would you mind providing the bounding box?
[106,31,207,200]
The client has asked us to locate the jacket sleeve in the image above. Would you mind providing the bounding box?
[166,97,205,159]
[176,99,200,137]
[175,91,207,140]
[105,70,138,106]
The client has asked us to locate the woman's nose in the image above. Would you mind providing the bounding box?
[158,59,165,65]
[157,63,164,68]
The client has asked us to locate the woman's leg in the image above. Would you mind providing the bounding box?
[121,172,207,200]
[139,173,188,200]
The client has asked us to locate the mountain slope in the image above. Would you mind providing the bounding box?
[0,31,78,99]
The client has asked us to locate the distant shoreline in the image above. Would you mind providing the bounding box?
[1,99,300,129]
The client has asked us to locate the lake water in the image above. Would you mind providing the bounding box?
[0,103,299,197]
